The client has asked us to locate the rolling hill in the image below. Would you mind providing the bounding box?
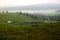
[0,11,60,40]
[0,12,43,25]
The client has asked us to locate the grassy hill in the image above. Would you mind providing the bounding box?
[0,12,42,25]
[0,12,60,40]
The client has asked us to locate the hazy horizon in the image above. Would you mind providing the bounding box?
[0,0,60,7]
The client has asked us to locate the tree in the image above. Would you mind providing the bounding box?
[6,11,8,13]
[19,11,23,15]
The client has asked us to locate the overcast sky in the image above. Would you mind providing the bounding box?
[0,0,60,7]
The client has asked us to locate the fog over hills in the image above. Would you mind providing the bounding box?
[0,3,60,13]
[0,3,60,10]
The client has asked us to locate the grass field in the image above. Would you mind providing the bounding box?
[0,12,60,40]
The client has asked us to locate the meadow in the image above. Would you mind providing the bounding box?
[0,12,60,40]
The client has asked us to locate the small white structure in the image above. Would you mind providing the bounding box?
[7,21,12,24]
[44,20,48,23]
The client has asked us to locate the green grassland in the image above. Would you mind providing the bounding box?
[0,12,43,24]
[0,12,60,40]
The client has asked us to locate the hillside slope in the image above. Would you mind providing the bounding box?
[0,12,42,25]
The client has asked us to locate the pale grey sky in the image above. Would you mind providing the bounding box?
[0,0,60,7]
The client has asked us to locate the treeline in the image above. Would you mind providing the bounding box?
[47,13,60,21]
[18,11,38,19]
